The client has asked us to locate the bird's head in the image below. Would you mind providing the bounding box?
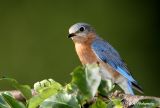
[68,23,96,42]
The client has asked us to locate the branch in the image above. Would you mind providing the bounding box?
[109,90,160,107]
[82,90,160,108]
[1,90,159,107]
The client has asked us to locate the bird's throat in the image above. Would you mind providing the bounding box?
[75,42,98,64]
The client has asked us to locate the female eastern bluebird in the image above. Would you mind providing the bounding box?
[68,23,143,95]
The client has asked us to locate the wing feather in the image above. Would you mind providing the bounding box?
[91,37,136,83]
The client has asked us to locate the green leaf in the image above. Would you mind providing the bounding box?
[71,64,101,98]
[40,91,80,108]
[0,93,11,108]
[0,104,9,108]
[98,79,115,96]
[0,78,32,100]
[0,92,26,108]
[90,99,107,108]
[28,79,62,108]
[107,99,123,108]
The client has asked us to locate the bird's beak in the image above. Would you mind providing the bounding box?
[68,33,76,38]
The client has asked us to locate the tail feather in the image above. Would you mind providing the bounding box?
[132,82,143,94]
[117,77,143,95]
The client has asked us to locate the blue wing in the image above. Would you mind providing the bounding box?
[91,37,136,83]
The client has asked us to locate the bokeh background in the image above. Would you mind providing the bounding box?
[0,0,159,96]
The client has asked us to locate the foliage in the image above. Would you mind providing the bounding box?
[0,92,26,108]
[71,64,101,103]
[0,64,159,108]
[28,79,62,108]
[0,78,32,100]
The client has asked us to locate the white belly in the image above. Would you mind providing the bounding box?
[99,65,114,82]
[98,61,121,83]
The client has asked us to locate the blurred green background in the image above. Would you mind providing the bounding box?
[0,0,159,96]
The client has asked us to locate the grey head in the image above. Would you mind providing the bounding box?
[68,23,95,38]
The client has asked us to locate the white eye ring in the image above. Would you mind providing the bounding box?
[79,26,85,32]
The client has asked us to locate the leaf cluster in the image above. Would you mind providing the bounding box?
[0,64,159,108]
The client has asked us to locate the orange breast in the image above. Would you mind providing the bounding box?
[75,42,98,64]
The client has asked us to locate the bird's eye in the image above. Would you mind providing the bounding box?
[79,26,85,32]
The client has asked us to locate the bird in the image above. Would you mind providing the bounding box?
[68,22,143,95]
